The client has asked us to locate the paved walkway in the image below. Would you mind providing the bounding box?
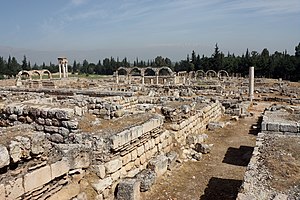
[142,103,268,200]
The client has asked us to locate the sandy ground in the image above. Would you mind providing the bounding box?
[142,102,269,200]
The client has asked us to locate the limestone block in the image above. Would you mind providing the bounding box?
[131,126,143,140]
[50,133,64,143]
[125,161,135,172]
[105,158,122,174]
[122,153,132,166]
[0,144,10,168]
[8,114,18,121]
[74,106,83,116]
[131,150,137,161]
[279,123,298,133]
[31,132,46,155]
[9,140,22,163]
[51,159,70,179]
[135,169,156,192]
[111,170,121,181]
[70,152,90,169]
[142,120,153,134]
[140,154,146,165]
[267,122,279,132]
[261,122,267,131]
[40,107,49,118]
[56,108,74,120]
[45,118,52,126]
[24,165,52,192]
[147,155,168,177]
[207,122,225,130]
[144,141,150,151]
[117,179,140,200]
[37,117,45,125]
[166,151,178,170]
[0,184,5,200]
[92,177,113,194]
[5,177,24,199]
[44,125,59,133]
[91,164,106,179]
[52,118,61,126]
[63,120,78,129]
[137,145,144,157]
[134,157,140,167]
[195,143,213,154]
[58,127,70,137]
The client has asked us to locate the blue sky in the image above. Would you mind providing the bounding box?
[0,0,299,64]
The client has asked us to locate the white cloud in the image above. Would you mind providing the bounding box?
[71,0,88,6]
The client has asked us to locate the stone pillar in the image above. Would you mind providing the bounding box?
[59,63,62,78]
[128,75,131,84]
[116,72,119,84]
[62,62,66,78]
[156,75,159,85]
[65,62,68,78]
[249,66,254,101]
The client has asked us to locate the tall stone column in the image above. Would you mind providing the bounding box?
[59,63,62,78]
[62,62,66,78]
[156,75,159,85]
[249,66,254,101]
[115,72,119,84]
[65,62,69,78]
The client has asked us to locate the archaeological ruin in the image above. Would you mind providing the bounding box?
[0,64,300,200]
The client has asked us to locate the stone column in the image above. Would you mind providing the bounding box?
[59,63,62,78]
[156,75,159,85]
[116,72,119,84]
[62,62,66,78]
[65,62,68,78]
[249,66,254,101]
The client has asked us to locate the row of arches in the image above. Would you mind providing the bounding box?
[16,70,52,80]
[116,67,174,77]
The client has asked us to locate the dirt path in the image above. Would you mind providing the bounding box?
[142,103,269,200]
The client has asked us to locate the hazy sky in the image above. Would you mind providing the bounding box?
[0,0,299,64]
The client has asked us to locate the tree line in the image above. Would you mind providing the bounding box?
[0,43,300,81]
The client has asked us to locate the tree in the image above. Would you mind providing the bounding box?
[295,42,300,57]
[21,55,30,70]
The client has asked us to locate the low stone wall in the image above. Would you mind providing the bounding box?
[261,106,300,135]
[168,100,224,145]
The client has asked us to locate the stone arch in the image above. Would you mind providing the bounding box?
[129,67,142,76]
[206,70,217,78]
[218,70,229,78]
[158,67,173,76]
[31,70,42,80]
[117,67,128,75]
[17,70,31,80]
[189,71,196,79]
[40,70,52,79]
[195,70,206,78]
[144,67,156,76]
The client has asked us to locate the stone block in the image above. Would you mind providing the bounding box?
[166,151,178,170]
[24,165,52,192]
[0,184,5,200]
[122,153,132,166]
[105,158,122,174]
[137,145,144,157]
[280,123,298,133]
[56,108,74,120]
[261,122,267,131]
[125,162,135,172]
[31,132,46,155]
[111,170,121,181]
[92,177,113,194]
[0,144,10,168]
[70,152,90,169]
[142,120,153,134]
[51,159,70,179]
[131,149,137,161]
[140,154,146,165]
[5,177,24,199]
[147,155,168,177]
[91,164,106,179]
[117,179,140,200]
[9,140,22,163]
[131,126,143,140]
[207,121,225,130]
[267,122,279,132]
[195,143,213,154]
[135,169,156,192]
